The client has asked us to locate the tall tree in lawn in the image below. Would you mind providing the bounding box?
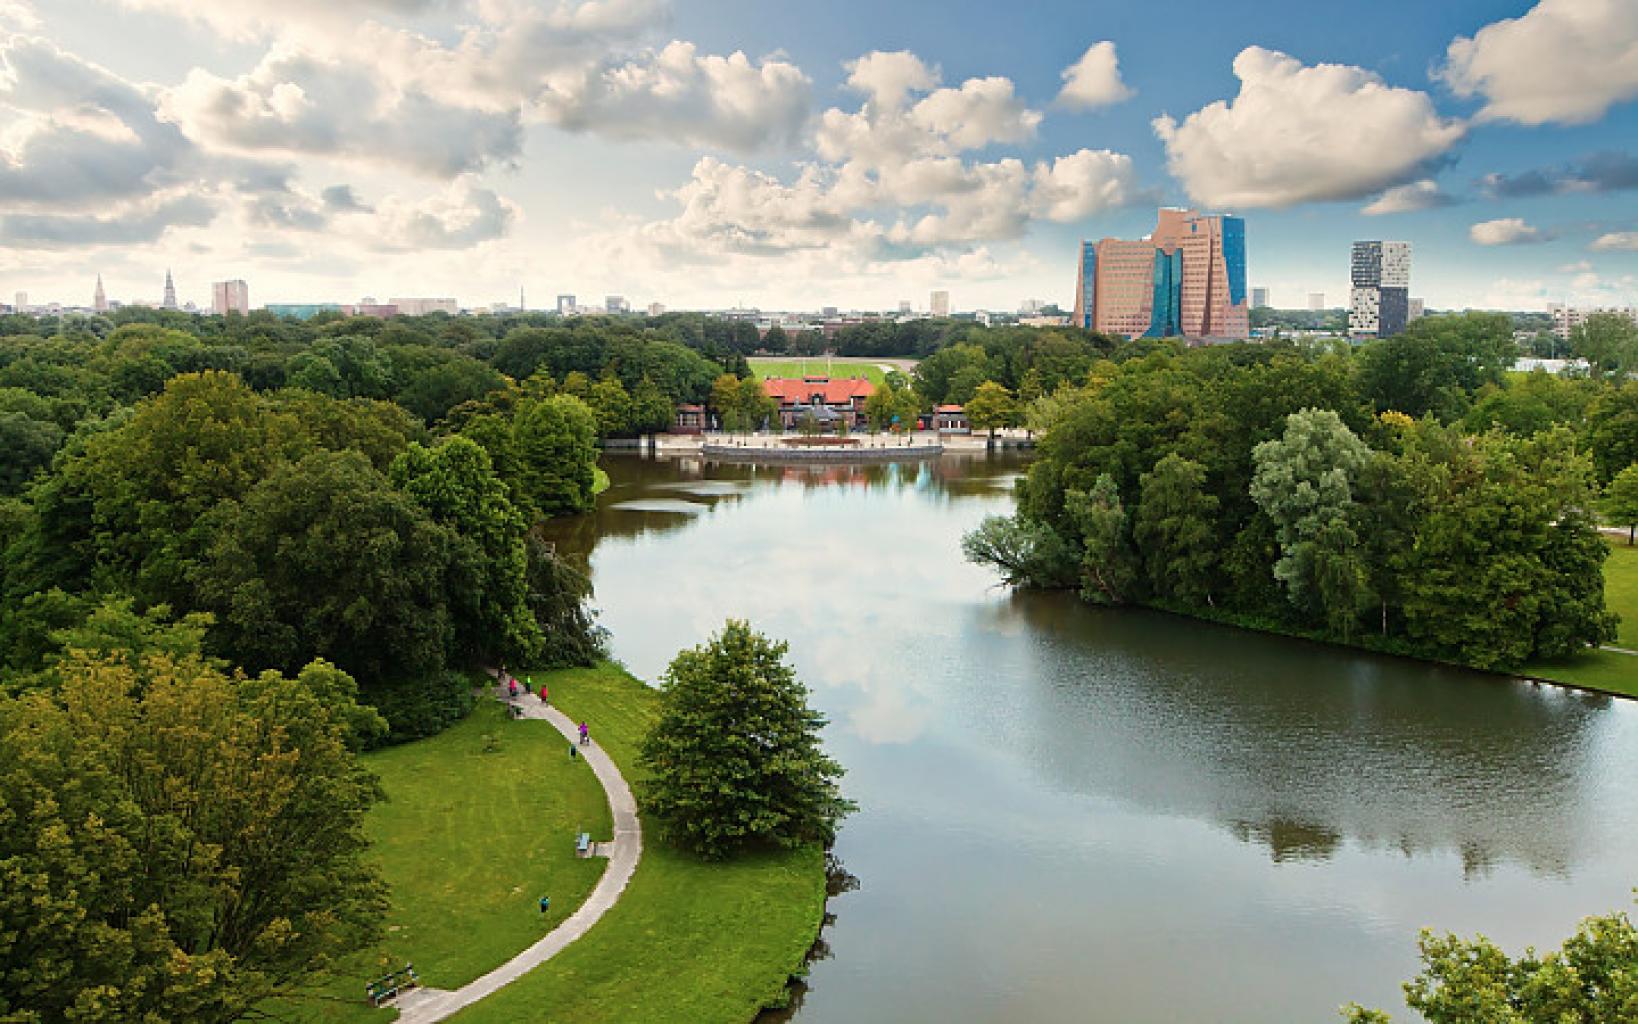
[1588,382,1638,485]
[762,323,789,354]
[192,449,455,685]
[512,394,599,519]
[965,380,1017,439]
[1133,453,1219,605]
[628,376,675,434]
[1604,464,1638,544]
[0,653,387,1023]
[640,620,854,860]
[390,437,544,668]
[1251,408,1374,636]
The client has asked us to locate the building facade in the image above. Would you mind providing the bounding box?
[1072,207,1249,342]
[1348,241,1411,339]
[266,303,343,320]
[162,270,177,310]
[1251,286,1269,309]
[762,376,875,429]
[389,297,459,316]
[211,279,249,315]
[930,290,951,318]
[1549,303,1638,342]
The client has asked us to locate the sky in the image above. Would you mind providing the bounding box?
[1,0,1636,313]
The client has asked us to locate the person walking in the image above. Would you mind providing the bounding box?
[538,684,549,704]
[578,721,590,746]
[508,677,518,698]
[539,895,550,914]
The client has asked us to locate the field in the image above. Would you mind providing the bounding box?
[748,356,902,386]
[447,663,827,1024]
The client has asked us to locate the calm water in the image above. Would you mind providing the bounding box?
[552,453,1638,1023]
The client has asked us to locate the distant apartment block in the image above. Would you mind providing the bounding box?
[1348,241,1411,339]
[1409,298,1425,321]
[557,294,576,315]
[1250,286,1269,309]
[211,279,249,315]
[605,295,629,314]
[930,290,951,318]
[390,297,458,316]
[1308,292,1326,310]
[1549,303,1638,341]
[1073,207,1249,342]
[648,302,666,317]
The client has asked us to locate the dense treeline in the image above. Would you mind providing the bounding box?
[966,312,1638,673]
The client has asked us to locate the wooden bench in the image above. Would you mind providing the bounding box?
[576,832,592,856]
[365,963,420,1007]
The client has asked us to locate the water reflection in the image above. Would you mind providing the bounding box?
[574,451,1638,1022]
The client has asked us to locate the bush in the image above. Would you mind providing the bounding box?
[361,670,475,746]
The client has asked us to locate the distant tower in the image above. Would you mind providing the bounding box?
[162,269,177,310]
[93,274,108,313]
[519,285,525,312]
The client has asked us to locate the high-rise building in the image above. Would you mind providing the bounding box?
[1408,298,1425,321]
[162,270,177,310]
[14,291,26,311]
[605,295,628,314]
[212,279,250,315]
[898,299,912,315]
[1072,207,1249,342]
[93,275,107,313]
[1348,241,1411,339]
[1308,293,1326,310]
[556,294,576,315]
[930,290,950,318]
[1251,286,1269,309]
[647,302,665,317]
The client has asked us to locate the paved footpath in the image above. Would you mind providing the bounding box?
[392,692,642,1023]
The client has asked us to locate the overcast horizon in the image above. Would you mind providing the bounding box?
[3,0,1637,313]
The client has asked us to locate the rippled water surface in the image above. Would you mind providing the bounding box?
[547,453,1638,1023]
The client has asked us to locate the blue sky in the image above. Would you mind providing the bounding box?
[2,0,1635,312]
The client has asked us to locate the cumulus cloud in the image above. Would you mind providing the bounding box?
[1591,231,1638,251]
[1469,217,1551,245]
[161,47,524,177]
[370,176,518,251]
[322,184,372,212]
[115,0,449,40]
[1442,0,1638,125]
[1479,150,1638,197]
[1361,179,1453,215]
[1057,41,1133,109]
[0,36,194,207]
[1153,46,1465,209]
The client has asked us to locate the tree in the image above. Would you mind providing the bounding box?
[737,375,776,432]
[1571,311,1638,378]
[762,324,789,354]
[629,376,675,434]
[961,514,1079,588]
[965,380,1017,439]
[193,449,456,685]
[1134,453,1219,605]
[710,373,746,432]
[511,394,598,518]
[1604,464,1638,544]
[1251,408,1373,632]
[0,653,387,1023]
[1342,900,1638,1022]
[639,621,854,859]
[586,375,634,437]
[1356,312,1515,420]
[1064,474,1137,604]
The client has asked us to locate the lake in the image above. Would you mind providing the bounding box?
[550,452,1638,1022]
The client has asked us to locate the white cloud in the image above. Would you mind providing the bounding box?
[1057,41,1133,109]
[1153,46,1465,209]
[0,190,216,246]
[1590,231,1638,251]
[1030,149,1146,221]
[161,46,524,177]
[1559,259,1594,272]
[115,0,451,40]
[1442,0,1638,125]
[1360,179,1452,215]
[1469,217,1550,245]
[370,176,518,250]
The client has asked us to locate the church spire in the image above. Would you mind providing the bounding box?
[93,274,107,313]
[162,269,177,310]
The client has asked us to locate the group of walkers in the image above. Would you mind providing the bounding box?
[499,666,592,754]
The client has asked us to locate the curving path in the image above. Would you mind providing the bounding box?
[390,692,642,1023]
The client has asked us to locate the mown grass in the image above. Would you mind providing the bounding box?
[748,356,891,386]
[273,700,611,1022]
[448,663,828,1024]
[1525,538,1638,697]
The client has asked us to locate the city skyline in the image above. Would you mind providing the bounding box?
[2,0,1636,312]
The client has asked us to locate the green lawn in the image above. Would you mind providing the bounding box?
[273,700,611,1022]
[749,356,893,386]
[448,663,828,1024]
[1524,538,1638,697]
[592,465,611,495]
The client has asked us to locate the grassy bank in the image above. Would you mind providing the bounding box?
[275,700,611,1021]
[449,663,828,1024]
[1524,539,1638,696]
[593,465,611,495]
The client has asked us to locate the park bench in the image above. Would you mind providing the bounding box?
[365,963,420,1007]
[576,831,592,856]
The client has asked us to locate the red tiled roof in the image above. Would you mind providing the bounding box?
[676,403,705,411]
[762,376,875,404]
[935,404,964,413]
